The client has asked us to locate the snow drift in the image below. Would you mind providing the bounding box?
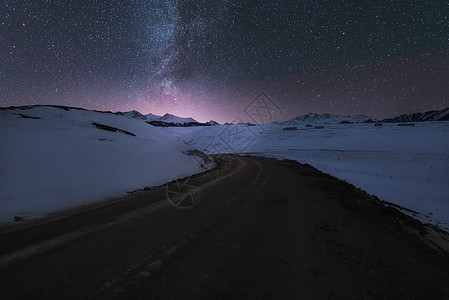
[0,105,212,223]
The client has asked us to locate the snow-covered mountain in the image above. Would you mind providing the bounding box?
[159,113,197,124]
[382,108,449,123]
[205,120,219,126]
[118,111,219,127]
[0,105,213,223]
[116,110,196,124]
[276,108,449,126]
[278,113,374,125]
[145,112,162,121]
[115,110,147,120]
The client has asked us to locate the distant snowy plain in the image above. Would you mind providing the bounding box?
[163,122,449,229]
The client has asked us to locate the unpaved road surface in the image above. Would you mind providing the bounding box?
[0,155,448,299]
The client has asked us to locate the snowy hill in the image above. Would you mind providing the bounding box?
[279,113,374,125]
[0,105,213,223]
[382,108,449,123]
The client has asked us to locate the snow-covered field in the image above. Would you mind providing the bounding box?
[0,106,211,223]
[1,105,448,230]
[162,122,449,229]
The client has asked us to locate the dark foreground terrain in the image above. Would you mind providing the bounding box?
[0,155,448,299]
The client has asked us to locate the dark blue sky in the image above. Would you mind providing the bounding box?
[1,0,448,123]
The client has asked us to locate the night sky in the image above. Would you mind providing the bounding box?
[1,0,448,123]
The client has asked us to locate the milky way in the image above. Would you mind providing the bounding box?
[1,0,448,123]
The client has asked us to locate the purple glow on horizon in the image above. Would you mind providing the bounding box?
[1,1,447,122]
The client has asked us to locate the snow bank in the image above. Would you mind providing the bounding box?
[0,106,211,223]
[162,122,449,229]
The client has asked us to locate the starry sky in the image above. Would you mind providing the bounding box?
[1,0,448,123]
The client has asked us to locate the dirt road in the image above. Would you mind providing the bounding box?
[0,155,448,299]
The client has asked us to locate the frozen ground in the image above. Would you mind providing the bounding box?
[0,106,211,223]
[163,122,449,229]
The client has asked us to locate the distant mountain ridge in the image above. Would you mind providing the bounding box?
[117,110,219,127]
[115,110,147,120]
[4,105,446,126]
[276,113,373,126]
[277,108,449,125]
[381,108,449,123]
[0,105,217,127]
[158,113,196,124]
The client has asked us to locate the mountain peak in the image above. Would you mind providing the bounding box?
[161,113,173,118]
[145,112,162,119]
[115,110,146,120]
[159,113,197,124]
[206,120,219,126]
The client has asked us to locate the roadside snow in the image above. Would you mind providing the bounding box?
[0,106,211,223]
[162,122,449,229]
